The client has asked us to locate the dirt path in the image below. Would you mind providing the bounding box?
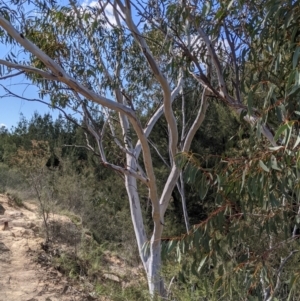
[0,194,90,301]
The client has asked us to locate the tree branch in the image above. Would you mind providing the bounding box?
[148,139,170,168]
[135,73,183,159]
[183,88,209,152]
[0,84,82,128]
[266,250,299,301]
[82,105,149,185]
[0,60,57,80]
[0,15,158,203]
[0,17,134,116]
[224,22,241,103]
[195,26,234,103]
[0,71,24,80]
[119,0,179,158]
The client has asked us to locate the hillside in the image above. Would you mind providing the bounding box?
[0,194,144,301]
[0,194,92,300]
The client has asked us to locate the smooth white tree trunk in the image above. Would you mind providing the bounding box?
[148,233,165,296]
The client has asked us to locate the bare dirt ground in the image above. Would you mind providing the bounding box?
[0,194,94,301]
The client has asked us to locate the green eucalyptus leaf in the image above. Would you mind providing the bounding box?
[269,146,284,151]
[199,174,209,200]
[259,160,269,172]
[274,123,288,141]
[167,240,177,254]
[293,46,300,69]
[197,255,208,273]
[247,91,253,116]
[293,135,300,149]
[270,155,281,171]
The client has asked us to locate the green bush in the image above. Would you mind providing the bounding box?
[6,192,23,207]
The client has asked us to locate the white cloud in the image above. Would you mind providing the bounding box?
[0,123,7,129]
[81,0,121,27]
[82,0,98,8]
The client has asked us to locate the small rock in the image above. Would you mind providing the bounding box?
[0,241,10,252]
[0,203,5,215]
[2,221,9,231]
[103,273,121,282]
[0,242,11,262]
[61,285,69,294]
[32,226,40,233]
[87,292,97,300]
[29,222,36,229]
[8,212,23,218]
[41,241,50,252]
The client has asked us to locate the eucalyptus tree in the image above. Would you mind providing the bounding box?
[161,1,300,300]
[0,0,288,296]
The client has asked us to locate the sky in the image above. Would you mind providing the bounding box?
[0,44,60,130]
[0,0,119,130]
[0,0,66,130]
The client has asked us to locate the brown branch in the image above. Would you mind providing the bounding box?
[0,71,24,80]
